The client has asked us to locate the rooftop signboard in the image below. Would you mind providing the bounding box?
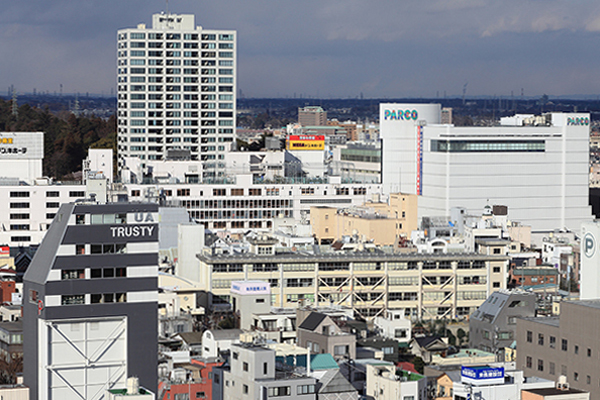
[231,281,271,295]
[461,366,505,386]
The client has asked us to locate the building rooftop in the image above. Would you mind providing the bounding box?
[568,299,600,310]
[524,387,588,396]
[520,316,560,327]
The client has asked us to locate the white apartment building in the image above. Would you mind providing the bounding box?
[117,13,236,169]
[125,174,380,231]
[380,104,593,232]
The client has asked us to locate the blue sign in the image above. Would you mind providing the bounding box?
[461,366,504,385]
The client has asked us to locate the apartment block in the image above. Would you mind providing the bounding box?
[117,13,236,164]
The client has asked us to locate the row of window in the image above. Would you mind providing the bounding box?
[76,244,127,255]
[61,268,127,280]
[61,293,127,305]
[526,331,591,357]
[525,356,595,386]
[118,32,233,41]
[11,213,55,220]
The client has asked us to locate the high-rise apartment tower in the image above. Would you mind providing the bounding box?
[117,13,236,170]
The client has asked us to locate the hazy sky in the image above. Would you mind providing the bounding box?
[1,0,600,98]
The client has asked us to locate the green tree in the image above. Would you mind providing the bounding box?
[412,356,425,374]
[457,328,467,347]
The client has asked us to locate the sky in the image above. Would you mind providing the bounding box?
[1,0,600,99]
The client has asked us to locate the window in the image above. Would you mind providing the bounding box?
[231,188,244,196]
[493,266,501,273]
[10,224,29,231]
[296,385,315,395]
[263,362,268,375]
[196,392,205,398]
[527,331,533,343]
[62,269,85,280]
[243,362,248,371]
[550,336,556,348]
[526,356,532,368]
[587,375,591,385]
[10,191,29,197]
[562,339,568,351]
[268,386,290,397]
[177,188,190,196]
[46,191,59,197]
[549,362,555,375]
[11,236,30,242]
[538,359,544,372]
[538,334,544,346]
[69,191,85,197]
[243,385,248,394]
[10,213,29,219]
[588,348,592,357]
[574,372,579,382]
[11,203,30,209]
[575,345,579,355]
[61,295,85,305]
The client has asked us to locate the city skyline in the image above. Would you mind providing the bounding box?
[1,1,600,99]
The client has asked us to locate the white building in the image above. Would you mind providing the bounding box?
[0,132,44,185]
[380,103,592,232]
[117,13,236,168]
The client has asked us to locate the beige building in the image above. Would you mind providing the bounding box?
[310,193,418,245]
[298,106,327,126]
[517,300,600,400]
[197,246,508,321]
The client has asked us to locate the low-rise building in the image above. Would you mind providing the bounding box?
[366,361,427,400]
[373,309,411,343]
[297,311,356,360]
[469,290,536,356]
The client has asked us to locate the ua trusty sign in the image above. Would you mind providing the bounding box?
[110,225,155,238]
[231,281,271,295]
[461,366,504,385]
[383,109,419,121]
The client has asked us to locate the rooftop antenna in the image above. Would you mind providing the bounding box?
[462,82,468,106]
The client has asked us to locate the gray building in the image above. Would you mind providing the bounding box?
[24,203,160,400]
[517,300,600,400]
[297,312,356,361]
[469,290,536,357]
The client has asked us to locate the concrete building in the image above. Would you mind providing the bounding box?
[373,309,412,344]
[223,341,317,400]
[196,249,509,321]
[117,13,236,166]
[297,311,356,360]
[23,203,160,400]
[201,329,243,358]
[517,300,600,400]
[330,142,381,183]
[380,104,592,232]
[366,361,427,400]
[470,290,536,356]
[298,106,327,127]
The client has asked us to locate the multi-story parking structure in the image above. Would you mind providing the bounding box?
[196,248,508,321]
[117,13,236,169]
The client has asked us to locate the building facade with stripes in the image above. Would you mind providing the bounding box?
[24,203,159,400]
[196,249,509,321]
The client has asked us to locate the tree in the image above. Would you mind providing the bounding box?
[412,356,425,374]
[457,328,467,347]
